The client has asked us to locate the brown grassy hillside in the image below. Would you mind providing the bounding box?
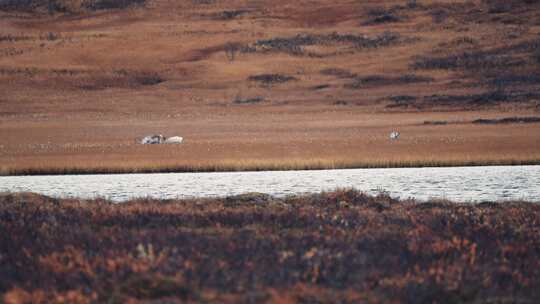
[1,0,540,174]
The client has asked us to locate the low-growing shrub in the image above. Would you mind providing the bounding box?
[320,68,356,79]
[412,52,525,71]
[1,191,540,302]
[423,90,540,106]
[423,120,448,125]
[345,74,432,89]
[216,10,248,20]
[233,97,264,104]
[0,0,146,13]
[472,116,540,124]
[363,7,402,25]
[311,84,331,90]
[245,32,400,56]
[248,74,297,86]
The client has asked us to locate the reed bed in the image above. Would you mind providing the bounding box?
[1,190,539,303]
[2,157,540,176]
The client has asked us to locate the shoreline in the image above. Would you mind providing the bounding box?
[2,158,540,176]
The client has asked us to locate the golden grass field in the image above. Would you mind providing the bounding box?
[1,0,540,174]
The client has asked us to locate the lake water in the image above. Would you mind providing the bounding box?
[0,166,539,202]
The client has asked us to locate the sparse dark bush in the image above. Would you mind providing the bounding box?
[333,100,348,106]
[246,32,400,56]
[191,0,214,4]
[345,74,432,89]
[385,95,418,108]
[423,90,540,106]
[311,84,331,90]
[389,95,417,103]
[363,8,402,25]
[423,120,448,125]
[320,68,356,79]
[84,0,145,11]
[430,8,448,23]
[234,97,264,104]
[0,35,32,42]
[534,50,540,63]
[132,72,164,86]
[41,32,60,41]
[490,74,540,87]
[78,70,164,90]
[483,0,536,14]
[0,0,145,13]
[217,10,248,20]
[248,74,297,85]
[412,52,525,71]
[0,0,41,12]
[472,116,540,124]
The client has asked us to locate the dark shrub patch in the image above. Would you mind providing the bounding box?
[490,74,540,87]
[246,32,400,56]
[77,70,164,90]
[484,0,537,14]
[333,100,348,106]
[0,35,32,42]
[0,0,145,13]
[311,84,331,90]
[423,90,540,106]
[472,116,540,124]
[320,68,356,79]
[118,275,195,300]
[423,120,448,125]
[248,74,297,85]
[345,74,432,89]
[412,52,525,71]
[84,0,145,11]
[363,8,402,25]
[216,10,248,20]
[234,97,264,104]
[386,95,418,108]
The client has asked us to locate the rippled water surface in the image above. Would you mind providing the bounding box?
[1,166,539,202]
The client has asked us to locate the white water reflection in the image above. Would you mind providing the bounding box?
[0,166,539,202]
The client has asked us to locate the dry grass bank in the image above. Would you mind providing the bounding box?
[1,190,540,303]
[2,111,540,175]
[3,157,540,176]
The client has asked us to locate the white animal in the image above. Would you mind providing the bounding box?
[164,136,183,144]
[389,131,400,140]
[141,134,164,144]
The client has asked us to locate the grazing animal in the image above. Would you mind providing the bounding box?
[164,136,183,144]
[141,134,164,144]
[389,131,400,140]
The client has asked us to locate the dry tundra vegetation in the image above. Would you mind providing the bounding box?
[0,0,540,174]
[3,1,540,303]
[1,190,539,303]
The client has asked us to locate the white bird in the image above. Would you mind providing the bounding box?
[389,131,400,140]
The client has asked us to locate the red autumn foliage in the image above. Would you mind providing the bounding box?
[1,190,539,303]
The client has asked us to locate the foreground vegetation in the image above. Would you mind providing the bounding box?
[1,190,539,303]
